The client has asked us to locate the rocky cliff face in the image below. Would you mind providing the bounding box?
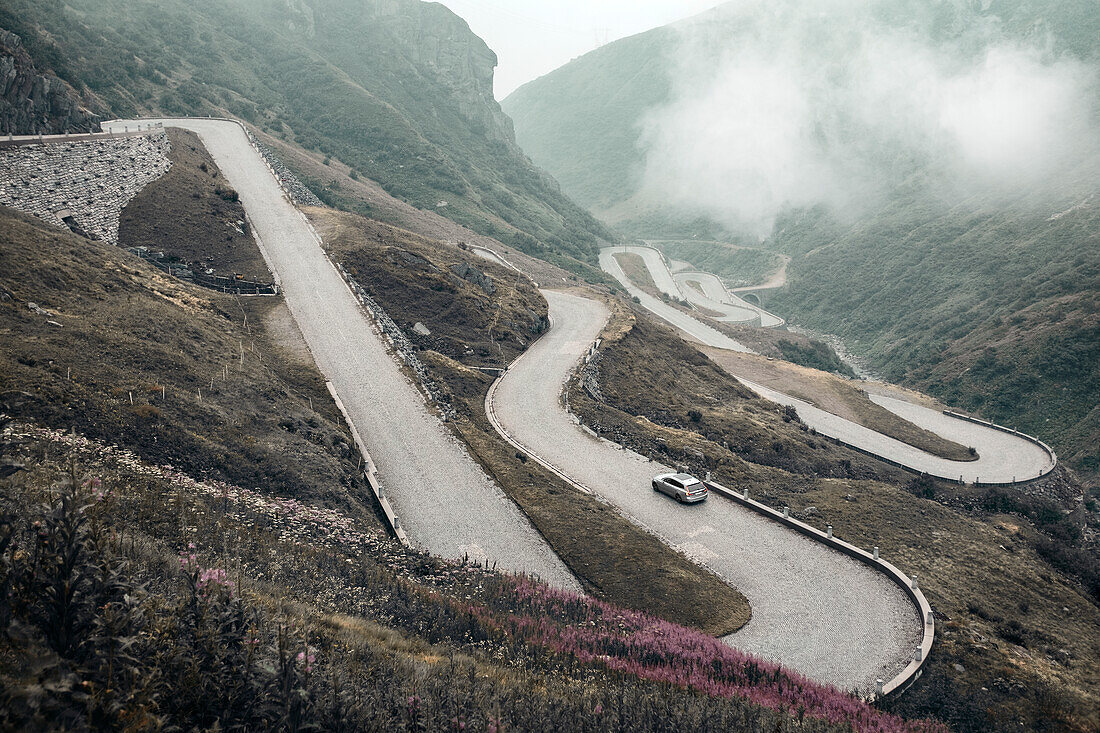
[273,0,513,144]
[0,30,103,135]
[379,0,514,143]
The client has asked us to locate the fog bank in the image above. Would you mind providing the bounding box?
[637,0,1100,237]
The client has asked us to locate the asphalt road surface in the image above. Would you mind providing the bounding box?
[490,290,919,693]
[104,118,579,591]
[606,244,684,299]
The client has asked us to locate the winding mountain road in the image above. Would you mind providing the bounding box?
[489,290,919,693]
[674,270,786,328]
[599,248,753,352]
[104,118,579,591]
[601,245,1055,483]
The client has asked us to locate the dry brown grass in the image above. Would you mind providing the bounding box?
[0,206,375,524]
[120,128,269,279]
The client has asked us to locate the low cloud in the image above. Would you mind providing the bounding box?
[636,0,1100,237]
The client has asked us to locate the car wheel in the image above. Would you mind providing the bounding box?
[652,482,659,492]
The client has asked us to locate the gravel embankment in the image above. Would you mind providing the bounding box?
[490,289,919,693]
[103,118,579,592]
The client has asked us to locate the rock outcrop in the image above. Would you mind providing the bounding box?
[379,0,513,143]
[270,0,513,144]
[0,30,103,135]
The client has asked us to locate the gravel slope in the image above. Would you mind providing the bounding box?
[104,118,579,591]
[491,290,919,693]
[604,245,1054,483]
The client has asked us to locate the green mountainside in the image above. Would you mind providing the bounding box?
[504,0,1100,218]
[0,0,612,272]
[504,26,673,213]
[503,0,1100,480]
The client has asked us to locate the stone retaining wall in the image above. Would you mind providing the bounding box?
[246,132,324,207]
[0,129,170,244]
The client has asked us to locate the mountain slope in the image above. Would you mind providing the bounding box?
[503,0,1100,479]
[0,0,612,273]
[505,26,674,213]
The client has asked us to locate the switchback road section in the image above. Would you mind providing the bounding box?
[104,118,579,591]
[489,289,919,694]
[602,244,1055,484]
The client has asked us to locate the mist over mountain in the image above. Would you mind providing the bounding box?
[637,0,1100,237]
[504,0,1100,479]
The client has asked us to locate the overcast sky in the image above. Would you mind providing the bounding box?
[436,0,721,98]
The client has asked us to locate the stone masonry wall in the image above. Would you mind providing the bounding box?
[246,131,323,207]
[0,130,170,245]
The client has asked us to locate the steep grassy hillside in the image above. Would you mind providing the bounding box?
[768,188,1100,479]
[504,26,673,213]
[0,0,612,271]
[0,206,373,520]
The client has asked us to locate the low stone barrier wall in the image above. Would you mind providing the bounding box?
[0,128,153,148]
[0,128,170,244]
[246,131,324,207]
[702,478,934,700]
[336,264,456,421]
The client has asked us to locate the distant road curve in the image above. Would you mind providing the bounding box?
[601,245,1055,484]
[489,290,919,694]
[607,244,683,299]
[103,117,579,590]
[673,270,786,328]
[599,248,752,353]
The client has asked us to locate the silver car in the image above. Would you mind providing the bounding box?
[652,472,708,503]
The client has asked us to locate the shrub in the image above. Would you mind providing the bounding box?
[213,186,239,202]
